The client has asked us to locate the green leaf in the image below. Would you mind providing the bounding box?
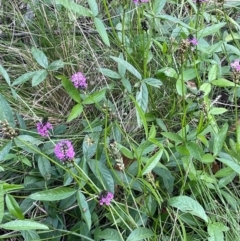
[67,103,83,122]
[118,53,126,77]
[60,75,81,103]
[136,82,148,113]
[186,142,204,161]
[76,191,92,230]
[143,78,162,88]
[0,141,12,161]
[211,78,236,87]
[161,132,183,144]
[31,47,48,68]
[141,149,163,175]
[11,72,36,86]
[0,65,10,85]
[198,22,226,38]
[87,0,98,16]
[201,153,215,164]
[37,155,51,180]
[209,107,227,115]
[5,194,24,220]
[110,56,142,80]
[21,230,40,241]
[31,69,48,86]
[97,228,122,241]
[3,183,24,193]
[47,60,64,71]
[168,195,208,223]
[82,88,106,105]
[208,65,218,82]
[126,227,154,241]
[213,123,228,156]
[156,67,177,79]
[99,68,121,79]
[0,220,49,231]
[153,0,167,15]
[94,17,110,46]
[217,158,240,174]
[29,187,76,201]
[208,222,229,241]
[55,0,92,17]
[176,78,187,96]
[121,77,132,93]
[0,94,15,127]
[88,159,114,193]
[0,184,4,223]
[14,135,41,154]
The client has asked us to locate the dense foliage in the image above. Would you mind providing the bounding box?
[0,0,240,240]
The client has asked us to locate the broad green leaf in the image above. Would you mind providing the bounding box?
[136,82,148,112]
[21,230,40,241]
[3,183,24,193]
[0,65,10,85]
[209,107,227,115]
[198,22,226,38]
[118,53,126,77]
[208,222,229,241]
[225,43,240,56]
[148,123,156,139]
[0,220,49,231]
[126,227,154,241]
[213,123,228,156]
[76,191,92,230]
[161,132,183,144]
[82,88,106,105]
[88,159,114,193]
[94,17,110,46]
[168,195,208,222]
[156,67,177,78]
[0,94,15,128]
[199,83,211,96]
[31,69,48,86]
[153,0,167,14]
[157,15,194,30]
[141,149,163,175]
[211,78,236,87]
[186,142,204,161]
[121,77,132,93]
[208,65,218,82]
[5,194,24,220]
[156,118,168,132]
[99,68,121,79]
[60,75,81,103]
[217,158,240,174]
[15,135,41,154]
[0,141,12,161]
[67,103,83,122]
[31,47,48,68]
[0,184,3,223]
[176,78,187,96]
[87,0,98,16]
[47,60,64,71]
[129,94,148,135]
[11,72,36,86]
[110,56,142,80]
[29,187,76,201]
[97,228,122,241]
[201,153,215,164]
[55,0,92,17]
[37,155,51,180]
[143,78,162,88]
[118,144,134,159]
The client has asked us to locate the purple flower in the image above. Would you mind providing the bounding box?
[188,37,198,46]
[133,0,149,4]
[36,121,52,137]
[99,191,114,206]
[71,72,87,89]
[54,140,75,162]
[231,60,240,72]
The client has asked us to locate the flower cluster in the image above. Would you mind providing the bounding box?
[188,37,198,46]
[36,121,52,137]
[133,0,149,4]
[71,72,87,89]
[54,140,75,162]
[99,191,114,206]
[231,60,240,72]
